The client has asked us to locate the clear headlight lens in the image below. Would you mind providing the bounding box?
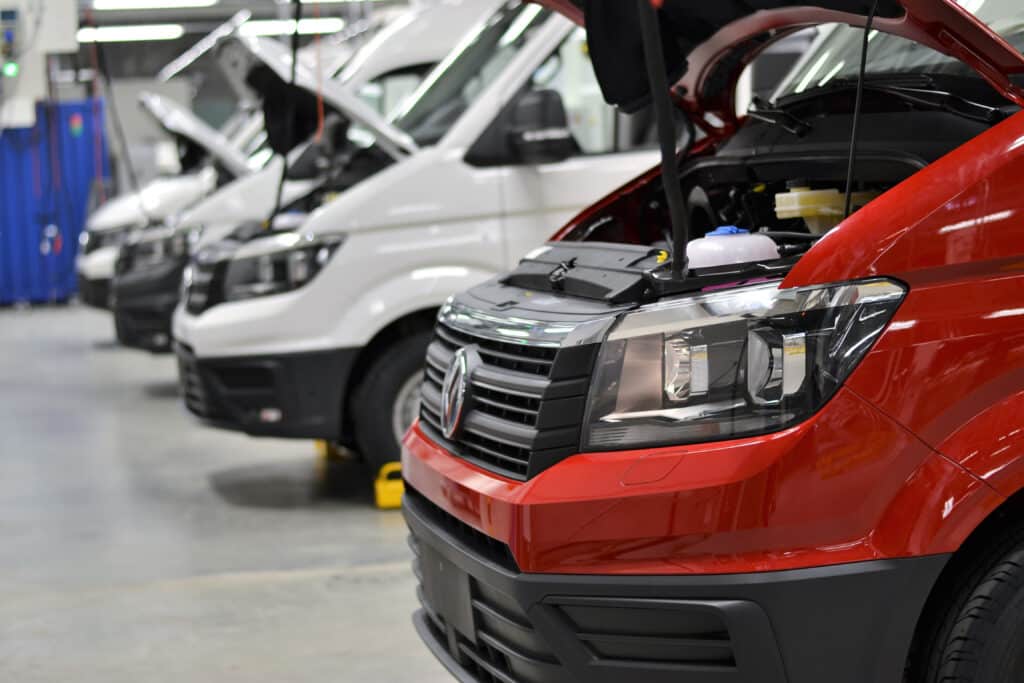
[223,233,345,302]
[125,226,204,271]
[583,279,906,450]
[81,225,134,254]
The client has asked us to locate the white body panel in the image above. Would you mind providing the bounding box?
[187,156,320,247]
[337,2,492,89]
[174,13,660,360]
[76,247,119,281]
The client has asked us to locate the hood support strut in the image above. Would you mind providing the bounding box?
[637,0,690,282]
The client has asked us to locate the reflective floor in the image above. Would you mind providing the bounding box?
[0,305,449,682]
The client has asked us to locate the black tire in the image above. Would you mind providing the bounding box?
[920,529,1024,682]
[351,331,432,473]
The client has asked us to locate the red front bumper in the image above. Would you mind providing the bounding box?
[402,386,999,575]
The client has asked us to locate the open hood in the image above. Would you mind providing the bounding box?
[157,10,253,102]
[230,34,419,160]
[87,171,215,232]
[138,92,251,177]
[538,0,1024,121]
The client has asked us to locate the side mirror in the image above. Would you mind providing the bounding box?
[508,90,578,165]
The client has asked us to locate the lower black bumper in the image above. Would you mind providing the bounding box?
[111,260,184,352]
[77,275,111,309]
[174,342,358,440]
[404,486,949,683]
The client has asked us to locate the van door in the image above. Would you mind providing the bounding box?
[495,27,659,268]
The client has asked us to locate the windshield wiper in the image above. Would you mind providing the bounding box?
[777,75,1007,125]
[861,84,1008,124]
[748,97,813,136]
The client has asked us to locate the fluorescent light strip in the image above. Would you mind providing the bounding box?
[77,24,185,42]
[238,17,345,37]
[92,0,217,10]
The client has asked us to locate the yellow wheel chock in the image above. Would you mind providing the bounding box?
[374,462,404,510]
[315,440,349,461]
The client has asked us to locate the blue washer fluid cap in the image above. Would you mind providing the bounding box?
[708,225,749,236]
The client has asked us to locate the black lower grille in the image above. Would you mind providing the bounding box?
[408,490,563,683]
[404,486,516,571]
[405,485,762,683]
[419,321,596,480]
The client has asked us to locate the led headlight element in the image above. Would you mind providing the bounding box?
[583,279,905,450]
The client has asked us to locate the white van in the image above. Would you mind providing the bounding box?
[75,18,368,310]
[173,3,662,469]
[109,1,488,351]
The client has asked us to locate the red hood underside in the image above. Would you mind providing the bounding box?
[535,0,1024,119]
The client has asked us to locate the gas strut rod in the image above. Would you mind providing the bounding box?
[269,0,304,227]
[636,0,689,281]
[844,0,880,218]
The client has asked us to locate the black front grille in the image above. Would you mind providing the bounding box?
[185,260,227,315]
[114,244,133,275]
[419,321,596,480]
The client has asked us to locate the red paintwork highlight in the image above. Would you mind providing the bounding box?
[785,111,1024,288]
[403,386,1003,575]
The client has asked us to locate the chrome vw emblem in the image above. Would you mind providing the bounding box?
[441,346,477,439]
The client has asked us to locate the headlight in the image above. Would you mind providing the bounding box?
[127,226,204,271]
[583,278,906,450]
[81,225,133,254]
[223,233,345,301]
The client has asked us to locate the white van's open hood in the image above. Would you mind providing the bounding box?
[138,92,251,178]
[233,35,419,160]
[87,169,217,232]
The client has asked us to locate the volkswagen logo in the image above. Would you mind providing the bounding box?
[440,346,479,439]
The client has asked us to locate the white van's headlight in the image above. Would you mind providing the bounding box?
[583,279,906,450]
[223,233,345,301]
[123,226,203,271]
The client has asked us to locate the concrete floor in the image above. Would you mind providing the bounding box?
[0,305,450,682]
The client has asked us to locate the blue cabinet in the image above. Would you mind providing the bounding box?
[0,100,110,304]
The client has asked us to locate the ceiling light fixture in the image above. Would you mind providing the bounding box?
[77,24,185,42]
[92,0,218,10]
[238,17,345,37]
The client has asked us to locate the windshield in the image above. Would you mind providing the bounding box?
[390,3,553,146]
[775,0,1024,100]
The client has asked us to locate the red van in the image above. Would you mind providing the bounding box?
[402,1,1024,681]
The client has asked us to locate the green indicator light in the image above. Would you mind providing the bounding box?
[2,61,18,78]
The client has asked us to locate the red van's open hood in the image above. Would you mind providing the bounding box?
[537,0,1024,123]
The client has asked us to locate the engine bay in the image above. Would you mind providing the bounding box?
[523,82,1018,303]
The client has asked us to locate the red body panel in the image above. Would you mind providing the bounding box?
[404,385,1003,575]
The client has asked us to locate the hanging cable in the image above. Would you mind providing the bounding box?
[636,0,690,282]
[313,0,325,141]
[268,0,303,227]
[843,0,880,218]
[85,10,140,196]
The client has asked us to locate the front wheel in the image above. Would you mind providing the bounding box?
[351,331,432,473]
[919,530,1024,682]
